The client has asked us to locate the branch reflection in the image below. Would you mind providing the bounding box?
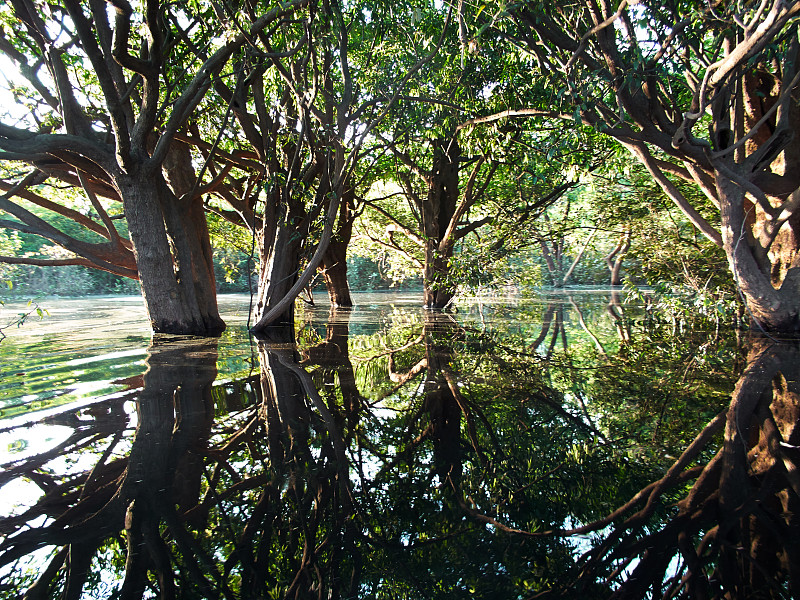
[559,335,800,599]
[2,303,790,598]
[0,336,218,599]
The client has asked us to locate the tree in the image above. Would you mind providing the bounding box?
[359,9,522,309]
[471,0,800,331]
[0,0,307,334]
[190,0,448,332]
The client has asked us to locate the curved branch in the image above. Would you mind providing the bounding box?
[0,252,138,279]
[457,108,568,131]
[0,179,120,245]
[0,128,112,170]
[626,142,723,247]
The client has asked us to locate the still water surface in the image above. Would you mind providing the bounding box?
[0,291,795,598]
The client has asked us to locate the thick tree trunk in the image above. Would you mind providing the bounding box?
[717,174,800,332]
[251,170,343,333]
[117,168,225,336]
[161,142,225,335]
[322,255,351,307]
[709,68,800,333]
[422,139,460,309]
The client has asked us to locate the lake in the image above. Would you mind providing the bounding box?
[0,290,796,598]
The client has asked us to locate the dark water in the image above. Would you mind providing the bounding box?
[0,291,796,598]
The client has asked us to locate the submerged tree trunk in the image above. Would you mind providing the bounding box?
[422,138,461,309]
[117,166,224,336]
[321,186,355,308]
[251,148,344,334]
[254,213,305,330]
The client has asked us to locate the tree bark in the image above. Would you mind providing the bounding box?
[254,213,305,330]
[117,166,225,336]
[605,230,631,287]
[422,138,461,308]
[321,186,354,307]
[538,238,560,286]
[717,173,800,332]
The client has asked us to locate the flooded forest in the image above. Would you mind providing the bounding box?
[2,0,800,598]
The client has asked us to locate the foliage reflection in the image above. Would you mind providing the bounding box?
[1,298,795,598]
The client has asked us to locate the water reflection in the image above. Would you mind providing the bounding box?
[0,296,796,598]
[562,335,800,599]
[0,337,218,598]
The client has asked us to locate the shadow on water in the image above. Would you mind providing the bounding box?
[0,293,796,598]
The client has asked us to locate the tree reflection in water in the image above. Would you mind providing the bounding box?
[0,298,796,598]
[0,336,219,598]
[554,336,800,600]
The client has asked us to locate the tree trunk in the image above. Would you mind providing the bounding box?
[117,167,225,336]
[717,173,800,332]
[605,230,631,287]
[322,254,352,307]
[609,256,624,286]
[161,140,225,335]
[422,138,460,308]
[254,210,305,330]
[538,239,560,286]
[321,187,354,307]
[561,228,598,286]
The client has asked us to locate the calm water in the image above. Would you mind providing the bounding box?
[0,291,796,598]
